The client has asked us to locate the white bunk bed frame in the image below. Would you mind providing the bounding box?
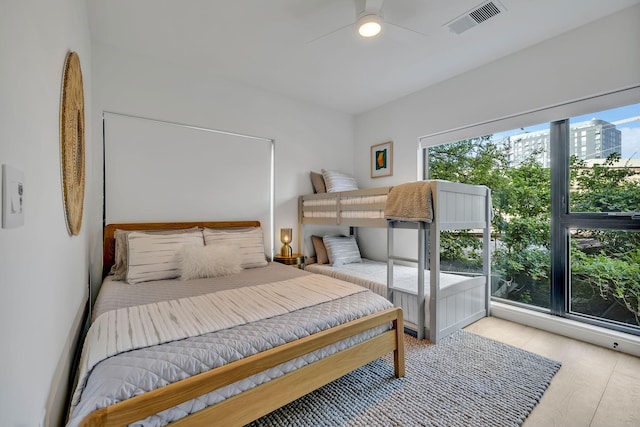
[386,181,491,341]
[299,180,492,342]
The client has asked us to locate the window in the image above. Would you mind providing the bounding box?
[425,100,640,334]
[561,104,640,333]
[569,229,640,328]
[427,123,551,310]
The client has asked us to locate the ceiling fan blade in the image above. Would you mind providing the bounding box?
[305,21,354,45]
[386,21,429,38]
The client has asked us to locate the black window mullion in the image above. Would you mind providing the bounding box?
[550,119,569,316]
[562,214,640,230]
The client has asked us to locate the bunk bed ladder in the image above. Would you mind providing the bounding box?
[387,220,430,340]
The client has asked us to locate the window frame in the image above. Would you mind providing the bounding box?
[551,118,640,335]
[419,86,640,335]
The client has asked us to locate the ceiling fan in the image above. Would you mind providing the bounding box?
[307,0,428,44]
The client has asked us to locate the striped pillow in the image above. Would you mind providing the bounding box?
[126,231,204,284]
[110,227,201,280]
[203,227,268,269]
[322,235,362,267]
[321,169,358,193]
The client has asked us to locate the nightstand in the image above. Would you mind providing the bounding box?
[273,253,305,269]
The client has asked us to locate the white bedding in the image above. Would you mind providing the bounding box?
[69,262,395,426]
[93,262,310,320]
[305,259,476,324]
[71,274,368,413]
[305,259,470,298]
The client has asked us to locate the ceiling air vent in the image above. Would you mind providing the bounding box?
[445,1,506,35]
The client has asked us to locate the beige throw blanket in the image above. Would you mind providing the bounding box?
[71,275,366,408]
[384,181,434,222]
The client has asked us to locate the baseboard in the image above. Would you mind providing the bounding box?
[490,301,640,357]
[46,294,89,427]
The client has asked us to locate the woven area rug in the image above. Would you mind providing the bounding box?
[249,330,561,427]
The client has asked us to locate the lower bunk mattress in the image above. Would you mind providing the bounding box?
[67,263,394,427]
[305,259,487,337]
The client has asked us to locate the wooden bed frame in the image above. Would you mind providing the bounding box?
[81,221,405,427]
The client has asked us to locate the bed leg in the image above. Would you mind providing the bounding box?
[393,313,405,378]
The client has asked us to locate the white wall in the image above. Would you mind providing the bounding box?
[91,43,355,269]
[102,113,274,233]
[0,1,92,426]
[354,4,640,261]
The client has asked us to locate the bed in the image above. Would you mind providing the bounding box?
[304,259,485,337]
[298,186,391,228]
[299,179,492,342]
[67,221,404,427]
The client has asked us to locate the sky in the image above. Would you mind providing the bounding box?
[574,103,640,158]
[491,102,640,158]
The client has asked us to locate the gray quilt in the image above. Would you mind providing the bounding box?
[67,290,392,426]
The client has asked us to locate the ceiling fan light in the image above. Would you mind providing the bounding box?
[357,14,382,37]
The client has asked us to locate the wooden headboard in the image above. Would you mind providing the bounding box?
[102,220,261,278]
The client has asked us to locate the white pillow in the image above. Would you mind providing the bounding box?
[203,227,268,269]
[322,235,362,267]
[178,244,242,280]
[321,169,358,193]
[126,231,204,284]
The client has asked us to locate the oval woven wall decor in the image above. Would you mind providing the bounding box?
[60,51,85,235]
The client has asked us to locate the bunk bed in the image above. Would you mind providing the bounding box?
[67,220,404,427]
[299,180,492,342]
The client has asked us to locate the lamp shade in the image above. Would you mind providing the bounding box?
[280,228,292,244]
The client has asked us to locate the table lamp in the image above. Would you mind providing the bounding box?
[280,228,293,257]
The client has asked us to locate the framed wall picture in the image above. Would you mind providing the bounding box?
[370,141,393,178]
[2,164,24,228]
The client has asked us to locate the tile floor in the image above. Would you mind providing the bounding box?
[465,316,640,427]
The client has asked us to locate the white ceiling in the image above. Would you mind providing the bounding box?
[87,0,640,115]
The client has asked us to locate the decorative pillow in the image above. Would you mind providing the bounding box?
[109,227,201,280]
[322,235,362,267]
[126,231,205,284]
[310,171,326,193]
[321,169,358,193]
[311,235,329,264]
[178,244,242,280]
[203,227,268,269]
